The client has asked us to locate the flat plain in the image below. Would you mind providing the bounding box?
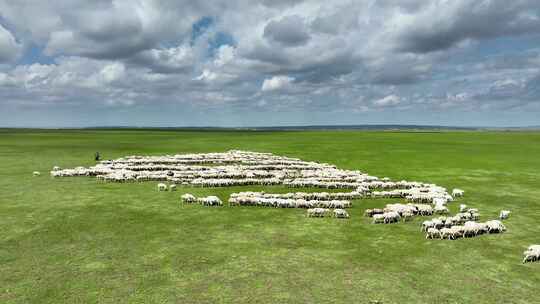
[1,129,539,303]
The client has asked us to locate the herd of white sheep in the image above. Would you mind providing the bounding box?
[45,150,537,263]
[180,193,223,206]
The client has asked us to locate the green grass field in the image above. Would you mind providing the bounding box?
[1,129,539,303]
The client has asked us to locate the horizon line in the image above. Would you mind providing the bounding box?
[1,124,540,130]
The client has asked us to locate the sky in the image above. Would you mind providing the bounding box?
[0,0,540,127]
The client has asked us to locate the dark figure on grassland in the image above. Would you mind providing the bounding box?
[95,152,100,161]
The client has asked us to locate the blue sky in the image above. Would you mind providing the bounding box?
[0,0,539,127]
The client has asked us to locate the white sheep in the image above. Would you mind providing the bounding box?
[364,208,384,217]
[33,171,41,176]
[440,228,455,240]
[181,193,197,203]
[421,220,435,232]
[449,225,464,239]
[434,205,449,215]
[333,209,349,219]
[426,228,440,239]
[307,208,329,218]
[486,220,506,233]
[52,166,61,171]
[199,196,222,206]
[401,211,414,222]
[523,251,539,263]
[459,204,468,212]
[431,218,444,229]
[462,224,477,238]
[527,245,540,252]
[157,183,167,191]
[169,184,177,191]
[415,204,434,216]
[432,197,447,206]
[372,214,385,224]
[499,210,511,220]
[383,211,400,224]
[452,188,464,197]
[523,246,540,263]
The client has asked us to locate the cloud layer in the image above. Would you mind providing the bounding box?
[0,0,539,127]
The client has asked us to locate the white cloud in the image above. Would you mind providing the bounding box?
[100,62,126,83]
[373,94,401,107]
[214,45,235,67]
[131,45,194,73]
[195,69,219,82]
[0,24,21,62]
[261,75,294,91]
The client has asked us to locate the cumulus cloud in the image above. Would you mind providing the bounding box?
[373,94,401,107]
[263,15,311,47]
[129,45,195,74]
[195,69,219,82]
[44,2,157,59]
[261,75,294,92]
[0,24,21,63]
[214,45,235,67]
[100,62,126,83]
[396,1,540,53]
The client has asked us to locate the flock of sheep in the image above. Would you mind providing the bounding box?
[180,193,223,206]
[45,150,537,263]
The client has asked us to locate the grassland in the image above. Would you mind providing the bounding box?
[1,129,539,304]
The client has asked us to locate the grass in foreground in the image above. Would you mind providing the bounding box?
[1,130,540,303]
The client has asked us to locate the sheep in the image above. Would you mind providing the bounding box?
[364,209,375,217]
[199,196,223,206]
[333,209,349,219]
[434,205,449,215]
[157,183,168,191]
[499,210,511,220]
[440,228,455,240]
[372,214,385,224]
[52,166,61,171]
[527,245,540,252]
[464,221,485,236]
[402,211,414,222]
[33,171,41,176]
[470,212,480,221]
[459,204,468,212]
[426,228,440,239]
[486,220,506,233]
[449,225,464,239]
[523,251,539,263]
[168,184,177,191]
[462,224,478,238]
[181,193,197,203]
[364,208,383,217]
[383,211,401,224]
[432,218,445,229]
[452,188,464,197]
[445,216,460,227]
[455,212,472,223]
[421,220,435,232]
[415,204,434,216]
[307,208,329,218]
[384,203,417,216]
[523,246,540,263]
